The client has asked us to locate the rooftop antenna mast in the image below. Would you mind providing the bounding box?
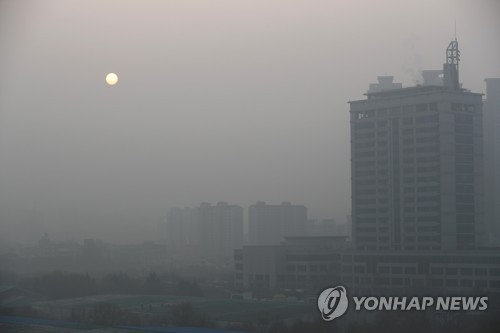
[443,22,460,91]
[454,19,457,41]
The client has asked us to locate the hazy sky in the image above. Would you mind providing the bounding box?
[1,0,499,243]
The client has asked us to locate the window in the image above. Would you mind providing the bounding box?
[356,151,375,158]
[456,164,473,173]
[417,176,439,183]
[357,217,376,224]
[416,146,439,153]
[416,136,437,144]
[356,170,376,177]
[456,184,474,193]
[456,144,473,154]
[379,266,390,274]
[416,114,438,123]
[431,267,443,274]
[405,267,417,274]
[356,121,375,129]
[354,266,365,274]
[357,111,374,119]
[416,126,438,133]
[460,280,473,287]
[446,279,458,287]
[403,117,413,125]
[456,195,474,203]
[392,267,403,274]
[356,226,376,233]
[357,141,375,148]
[356,198,376,204]
[456,155,473,164]
[417,165,439,172]
[357,132,375,139]
[357,160,376,167]
[418,215,440,222]
[416,104,431,112]
[417,226,439,232]
[343,265,352,273]
[431,279,443,287]
[455,113,472,124]
[417,195,439,202]
[456,135,473,144]
[455,125,473,134]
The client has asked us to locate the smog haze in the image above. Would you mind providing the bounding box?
[1,0,499,243]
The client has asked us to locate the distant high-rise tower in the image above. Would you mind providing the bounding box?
[349,40,484,251]
[248,202,307,245]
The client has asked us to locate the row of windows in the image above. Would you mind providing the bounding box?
[456,174,474,184]
[456,135,473,144]
[455,113,473,123]
[339,277,498,290]
[416,114,439,124]
[457,224,475,233]
[357,141,375,148]
[417,226,440,232]
[378,266,417,274]
[356,226,376,233]
[356,122,375,130]
[357,110,375,119]
[356,170,376,177]
[455,124,473,134]
[404,206,440,213]
[413,126,439,134]
[456,144,473,154]
[456,215,474,223]
[430,279,500,289]
[431,267,500,276]
[286,264,339,272]
[404,215,441,223]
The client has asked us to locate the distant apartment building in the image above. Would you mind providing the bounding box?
[483,78,500,243]
[167,202,243,266]
[198,202,244,266]
[166,207,198,260]
[248,202,307,245]
[349,40,484,251]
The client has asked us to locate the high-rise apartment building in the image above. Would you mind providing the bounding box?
[166,207,197,259]
[166,202,243,266]
[349,40,484,251]
[198,202,244,266]
[248,201,307,245]
[483,78,500,243]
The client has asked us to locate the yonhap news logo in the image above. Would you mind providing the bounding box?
[318,286,488,321]
[317,286,349,321]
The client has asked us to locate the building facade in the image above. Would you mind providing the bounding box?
[349,40,484,251]
[483,78,500,244]
[234,237,500,296]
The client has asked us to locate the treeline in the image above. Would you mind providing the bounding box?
[18,271,203,299]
